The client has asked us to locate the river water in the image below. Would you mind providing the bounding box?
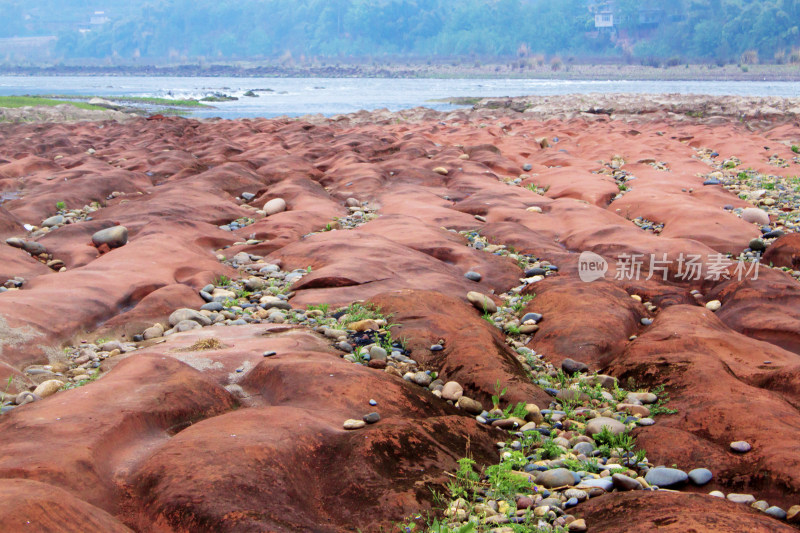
[0,76,797,119]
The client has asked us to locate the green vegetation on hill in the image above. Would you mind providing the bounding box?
[3,0,799,65]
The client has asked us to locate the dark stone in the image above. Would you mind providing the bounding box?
[201,302,224,312]
[363,412,381,424]
[464,271,482,282]
[521,312,543,324]
[749,238,767,252]
[562,358,589,375]
[524,267,548,277]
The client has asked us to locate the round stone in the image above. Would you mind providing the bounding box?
[467,291,497,314]
[441,381,464,401]
[432,166,448,175]
[536,468,577,489]
[409,371,432,387]
[343,419,366,430]
[456,396,484,414]
[586,417,627,436]
[644,467,688,489]
[765,506,788,520]
[368,345,387,361]
[91,225,128,249]
[612,473,642,491]
[640,318,653,326]
[32,379,64,398]
[369,399,377,406]
[523,163,533,171]
[561,358,588,374]
[263,198,287,215]
[521,312,543,324]
[464,271,482,282]
[572,441,594,456]
[741,207,770,225]
[730,441,752,453]
[705,300,722,311]
[362,412,381,424]
[749,238,767,252]
[42,215,64,227]
[688,468,713,486]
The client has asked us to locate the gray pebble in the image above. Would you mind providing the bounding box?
[363,412,381,424]
[465,271,482,282]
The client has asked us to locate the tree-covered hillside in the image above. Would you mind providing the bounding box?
[1,0,799,64]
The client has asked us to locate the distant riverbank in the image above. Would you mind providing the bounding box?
[1,61,799,82]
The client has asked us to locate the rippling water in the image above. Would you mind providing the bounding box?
[0,76,797,119]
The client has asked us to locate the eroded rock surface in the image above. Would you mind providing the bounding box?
[0,105,799,531]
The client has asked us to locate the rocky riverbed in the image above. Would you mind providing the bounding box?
[0,97,799,532]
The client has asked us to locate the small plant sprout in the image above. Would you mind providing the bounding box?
[491,380,507,410]
[55,201,66,210]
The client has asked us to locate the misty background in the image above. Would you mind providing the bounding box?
[1,0,799,67]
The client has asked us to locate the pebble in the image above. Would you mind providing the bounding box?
[765,506,787,520]
[787,505,800,523]
[749,238,767,252]
[727,493,756,505]
[91,225,128,249]
[568,519,587,532]
[263,198,287,215]
[457,396,483,414]
[730,441,751,453]
[688,468,713,486]
[362,412,381,424]
[645,467,688,489]
[169,308,211,327]
[523,163,533,171]
[577,477,614,492]
[640,317,653,326]
[343,419,366,430]
[521,312,543,324]
[408,371,432,387]
[369,399,377,406]
[432,166,449,175]
[586,417,626,436]
[32,379,64,398]
[612,473,642,491]
[705,300,722,311]
[368,346,387,361]
[441,381,464,401]
[536,468,577,488]
[262,351,277,357]
[561,358,588,374]
[42,215,64,227]
[741,207,770,225]
[430,344,443,351]
[709,490,725,498]
[627,392,657,404]
[464,271,482,282]
[466,291,497,314]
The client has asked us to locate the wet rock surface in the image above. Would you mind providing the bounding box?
[0,106,798,531]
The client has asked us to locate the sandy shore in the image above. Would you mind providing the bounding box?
[0,97,799,531]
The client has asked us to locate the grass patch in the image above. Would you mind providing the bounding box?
[181,337,224,351]
[0,96,104,110]
[37,94,211,108]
